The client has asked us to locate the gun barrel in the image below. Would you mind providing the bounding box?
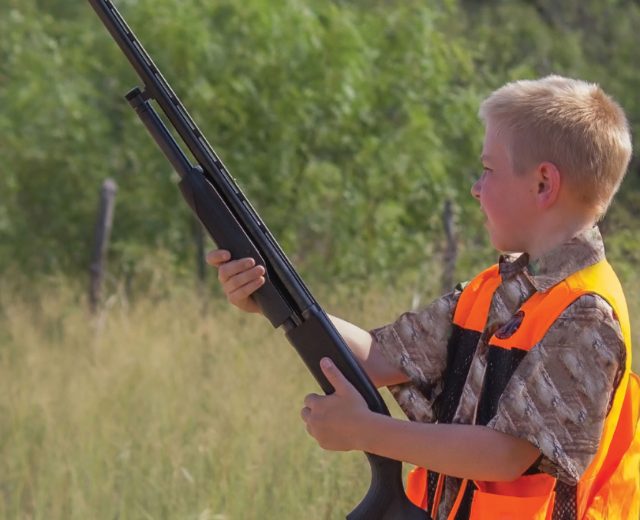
[126,88,193,178]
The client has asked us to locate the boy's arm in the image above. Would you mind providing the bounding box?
[207,249,409,388]
[328,314,409,388]
[303,358,540,482]
[360,415,540,482]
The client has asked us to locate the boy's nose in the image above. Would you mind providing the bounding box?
[471,178,482,200]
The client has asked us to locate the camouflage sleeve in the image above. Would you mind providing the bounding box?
[486,293,626,484]
[369,289,461,423]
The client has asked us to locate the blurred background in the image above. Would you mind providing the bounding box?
[1,0,638,518]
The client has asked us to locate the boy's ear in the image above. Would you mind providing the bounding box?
[535,161,561,208]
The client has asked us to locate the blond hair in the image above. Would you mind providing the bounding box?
[479,75,632,217]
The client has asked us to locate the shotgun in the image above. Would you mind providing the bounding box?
[87,1,429,518]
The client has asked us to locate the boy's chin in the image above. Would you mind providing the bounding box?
[489,236,521,255]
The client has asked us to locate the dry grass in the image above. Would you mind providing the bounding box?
[0,280,381,519]
[0,269,637,519]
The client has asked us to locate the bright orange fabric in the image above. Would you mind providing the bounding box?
[406,466,428,509]
[581,372,640,520]
[475,473,556,498]
[468,489,555,520]
[405,259,639,519]
[452,264,501,332]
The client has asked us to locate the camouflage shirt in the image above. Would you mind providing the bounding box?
[370,226,626,519]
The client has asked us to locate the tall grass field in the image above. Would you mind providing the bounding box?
[0,271,638,519]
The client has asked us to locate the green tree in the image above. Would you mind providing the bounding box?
[1,0,638,290]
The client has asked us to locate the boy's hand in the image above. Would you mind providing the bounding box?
[206,249,266,314]
[300,358,371,452]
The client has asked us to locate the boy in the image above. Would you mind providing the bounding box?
[207,76,637,519]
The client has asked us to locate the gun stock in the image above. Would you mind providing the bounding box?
[87,2,429,518]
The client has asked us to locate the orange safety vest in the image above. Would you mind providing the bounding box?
[406,259,640,519]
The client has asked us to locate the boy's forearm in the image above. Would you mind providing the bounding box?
[358,413,540,482]
[328,314,408,387]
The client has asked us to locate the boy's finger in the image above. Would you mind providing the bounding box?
[205,249,231,266]
[300,406,311,422]
[226,277,265,304]
[218,257,256,283]
[303,393,323,409]
[224,266,265,293]
[319,358,355,396]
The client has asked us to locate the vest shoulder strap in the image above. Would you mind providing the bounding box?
[489,260,631,357]
[453,264,501,332]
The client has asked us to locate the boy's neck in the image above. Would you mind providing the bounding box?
[525,217,596,263]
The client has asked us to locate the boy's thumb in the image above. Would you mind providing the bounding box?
[320,358,353,395]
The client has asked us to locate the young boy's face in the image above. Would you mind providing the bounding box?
[471,123,538,254]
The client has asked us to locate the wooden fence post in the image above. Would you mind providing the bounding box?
[441,198,458,294]
[411,199,459,310]
[89,178,117,314]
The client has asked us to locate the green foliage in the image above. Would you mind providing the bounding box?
[1,0,638,289]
